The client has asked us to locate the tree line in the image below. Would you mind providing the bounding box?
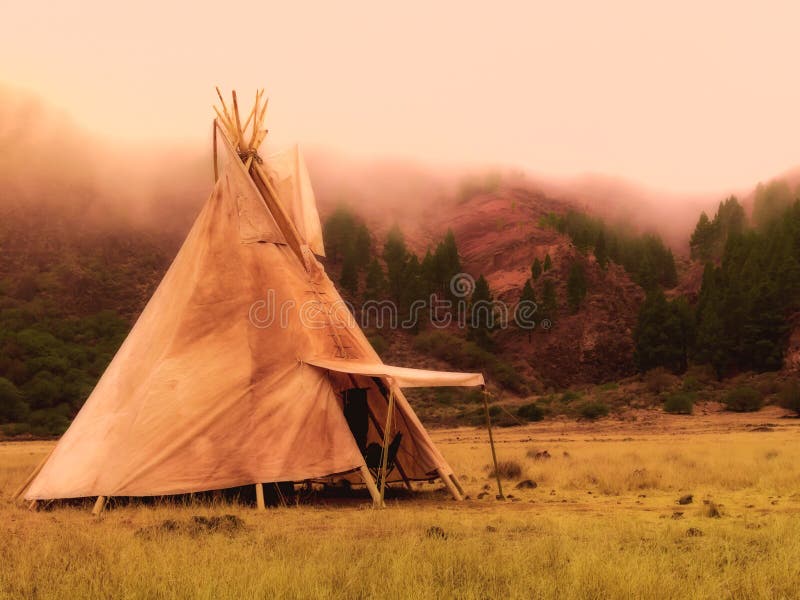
[636,190,800,377]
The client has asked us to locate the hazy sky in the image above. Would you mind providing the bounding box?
[3,1,799,194]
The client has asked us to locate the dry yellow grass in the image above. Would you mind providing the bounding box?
[2,411,799,599]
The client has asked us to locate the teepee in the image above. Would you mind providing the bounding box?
[17,90,483,511]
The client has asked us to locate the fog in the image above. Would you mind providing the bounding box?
[0,87,785,254]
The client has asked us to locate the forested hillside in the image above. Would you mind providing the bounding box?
[4,174,800,436]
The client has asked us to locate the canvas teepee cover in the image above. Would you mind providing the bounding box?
[22,91,482,504]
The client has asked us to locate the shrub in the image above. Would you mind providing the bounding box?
[579,401,609,420]
[663,392,694,415]
[0,377,28,421]
[778,380,800,415]
[681,376,700,393]
[754,373,780,396]
[489,460,523,479]
[723,387,763,412]
[644,368,677,394]
[516,402,545,422]
[560,390,582,404]
[28,408,70,436]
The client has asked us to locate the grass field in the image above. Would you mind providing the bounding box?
[2,409,799,599]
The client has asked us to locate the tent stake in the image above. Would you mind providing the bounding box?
[255,483,265,510]
[92,496,107,516]
[483,388,504,500]
[359,465,383,508]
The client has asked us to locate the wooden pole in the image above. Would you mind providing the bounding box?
[359,464,383,507]
[241,90,261,137]
[213,106,235,139]
[378,388,395,503]
[92,496,107,516]
[437,468,463,501]
[212,119,219,183]
[343,374,412,491]
[255,483,265,510]
[12,447,55,502]
[365,404,412,490]
[483,387,504,500]
[215,86,232,121]
[449,473,466,497]
[250,162,306,265]
[369,378,414,490]
[231,90,244,148]
[249,98,269,149]
[273,483,287,508]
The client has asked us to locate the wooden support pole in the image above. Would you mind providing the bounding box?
[213,106,235,139]
[27,500,38,511]
[369,378,414,490]
[359,464,383,507]
[437,468,463,501]
[365,404,412,491]
[273,483,287,508]
[250,162,306,265]
[212,119,219,183]
[92,496,107,516]
[249,98,269,149]
[378,388,395,504]
[215,86,232,122]
[231,90,244,147]
[449,473,466,498]
[483,388,504,500]
[241,90,261,137]
[255,483,265,510]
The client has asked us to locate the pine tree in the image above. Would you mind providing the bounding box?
[468,275,494,349]
[566,262,587,313]
[340,248,359,295]
[434,229,462,299]
[364,258,386,300]
[689,212,714,260]
[420,249,437,298]
[353,225,372,269]
[518,279,537,342]
[634,289,693,373]
[400,255,425,326]
[531,258,542,280]
[543,254,553,272]
[540,279,558,323]
[383,226,408,303]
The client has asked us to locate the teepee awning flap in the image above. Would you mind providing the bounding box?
[305,357,485,388]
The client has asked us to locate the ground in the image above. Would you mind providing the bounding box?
[1,409,799,599]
